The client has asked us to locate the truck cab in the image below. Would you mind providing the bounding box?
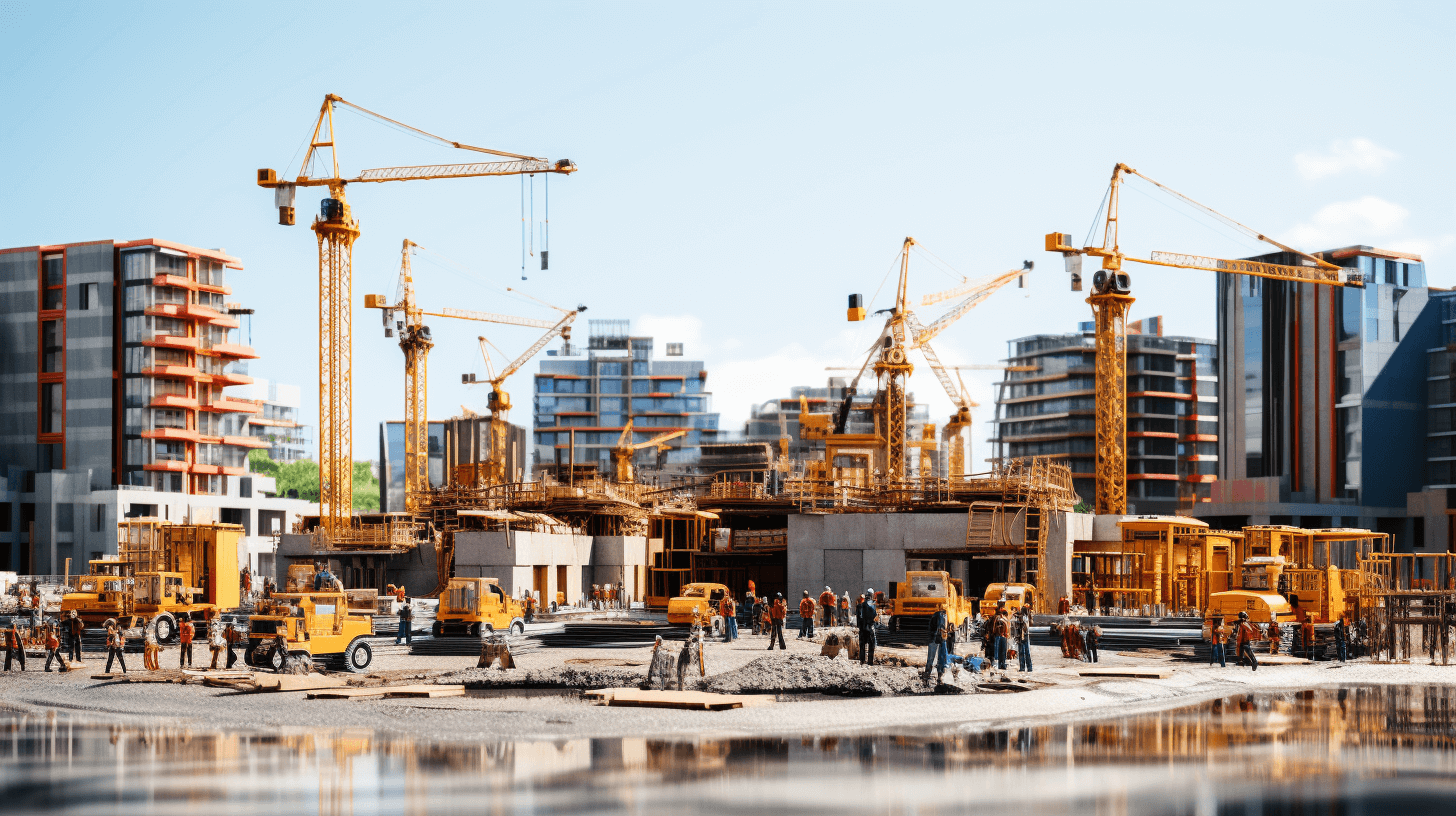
[245,591,375,673]
[667,582,730,626]
[61,561,138,622]
[979,582,1035,618]
[1207,556,1295,623]
[433,577,525,637]
[888,571,973,638]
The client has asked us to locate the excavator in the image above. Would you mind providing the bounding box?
[802,238,1031,484]
[610,419,688,483]
[466,305,584,485]
[365,240,566,510]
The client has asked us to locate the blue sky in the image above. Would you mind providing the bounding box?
[3,1,1453,466]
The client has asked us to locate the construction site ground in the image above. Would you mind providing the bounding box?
[1,625,1451,741]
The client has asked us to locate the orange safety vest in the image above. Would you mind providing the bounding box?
[771,599,787,620]
[179,621,194,644]
[720,597,735,617]
[819,591,835,609]
[799,597,815,617]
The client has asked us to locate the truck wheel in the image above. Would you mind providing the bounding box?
[510,620,525,637]
[153,614,177,644]
[468,622,481,637]
[268,647,286,672]
[432,621,443,637]
[344,639,372,673]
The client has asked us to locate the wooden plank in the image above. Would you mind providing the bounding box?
[584,687,775,711]
[308,684,466,700]
[1077,667,1174,679]
[252,674,347,693]
[384,685,465,699]
[308,687,391,700]
[1255,654,1311,666]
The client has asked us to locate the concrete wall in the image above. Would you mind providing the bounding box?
[1047,512,1094,604]
[1408,489,1451,552]
[589,535,647,599]
[0,249,39,475]
[453,530,594,603]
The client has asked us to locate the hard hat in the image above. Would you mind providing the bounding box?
[825,586,831,591]
[1238,611,1249,620]
[776,592,783,599]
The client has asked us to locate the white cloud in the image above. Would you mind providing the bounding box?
[634,314,703,356]
[1283,196,1409,248]
[1294,138,1398,181]
[710,343,837,431]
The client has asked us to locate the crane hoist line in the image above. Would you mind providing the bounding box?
[257,94,576,546]
[1046,162,1364,517]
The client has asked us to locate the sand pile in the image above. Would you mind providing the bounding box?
[705,653,933,696]
[448,665,646,689]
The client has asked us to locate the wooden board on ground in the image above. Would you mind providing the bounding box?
[1078,666,1174,679]
[252,674,347,693]
[308,684,465,700]
[583,687,776,711]
[1257,654,1312,665]
[91,672,179,682]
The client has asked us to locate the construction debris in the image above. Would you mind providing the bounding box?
[705,653,933,697]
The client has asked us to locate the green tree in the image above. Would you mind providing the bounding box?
[248,451,378,510]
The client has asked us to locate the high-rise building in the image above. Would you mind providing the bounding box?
[532,320,719,478]
[1200,245,1437,548]
[234,378,312,462]
[992,318,1218,514]
[0,239,314,575]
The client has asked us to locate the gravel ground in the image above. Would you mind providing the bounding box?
[2,631,1454,742]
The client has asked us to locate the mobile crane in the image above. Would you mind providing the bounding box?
[1047,163,1364,514]
[256,94,576,542]
[610,419,688,483]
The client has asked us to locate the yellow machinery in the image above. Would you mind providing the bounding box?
[61,519,241,641]
[667,582,730,626]
[611,419,688,483]
[467,305,583,485]
[829,238,1030,483]
[1047,164,1365,514]
[979,582,1036,618]
[365,239,569,509]
[887,571,974,639]
[1208,525,1387,624]
[257,94,576,542]
[245,590,375,673]
[432,577,525,637]
[1078,516,1243,616]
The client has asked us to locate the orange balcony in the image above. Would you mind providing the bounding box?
[143,334,198,351]
[210,342,259,359]
[144,304,186,319]
[201,398,261,414]
[153,274,199,291]
[211,371,254,387]
[191,463,247,477]
[141,365,201,380]
[223,434,271,449]
[208,315,240,329]
[142,427,200,443]
[149,394,199,410]
[144,459,189,473]
[197,282,232,296]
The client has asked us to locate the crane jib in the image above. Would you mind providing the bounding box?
[1145,252,1362,287]
[356,160,559,182]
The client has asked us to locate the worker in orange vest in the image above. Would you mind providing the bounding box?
[797,591,816,639]
[1235,611,1260,671]
[43,624,63,672]
[1300,613,1317,660]
[178,618,195,668]
[767,593,788,650]
[1058,596,1071,615]
[1266,618,1282,655]
[818,587,836,628]
[838,593,851,626]
[3,623,23,672]
[720,593,738,642]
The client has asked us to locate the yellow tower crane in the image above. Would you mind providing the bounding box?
[467,306,584,485]
[257,94,575,542]
[1047,162,1365,515]
[839,238,1031,482]
[610,420,688,483]
[364,239,565,511]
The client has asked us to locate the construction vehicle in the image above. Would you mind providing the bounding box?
[61,520,241,641]
[257,94,576,544]
[1047,163,1364,514]
[886,571,974,639]
[432,577,525,637]
[979,582,1036,618]
[465,303,583,485]
[365,240,573,509]
[667,582,730,629]
[1208,525,1388,625]
[244,590,375,673]
[610,419,688,483]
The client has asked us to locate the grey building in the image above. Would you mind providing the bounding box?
[742,378,934,478]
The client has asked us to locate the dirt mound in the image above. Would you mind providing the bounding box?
[705,653,932,696]
[448,665,646,689]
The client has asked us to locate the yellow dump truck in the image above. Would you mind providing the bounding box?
[979,582,1035,618]
[667,582,730,627]
[887,571,974,639]
[433,577,526,637]
[61,520,241,642]
[244,591,375,673]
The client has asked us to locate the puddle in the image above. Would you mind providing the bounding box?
[1,686,1455,814]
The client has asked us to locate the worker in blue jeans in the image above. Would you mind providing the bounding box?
[992,608,1011,670]
[1013,607,1033,672]
[925,609,950,684]
[396,598,413,645]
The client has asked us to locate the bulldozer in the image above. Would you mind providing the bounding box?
[244,591,375,673]
[887,571,975,639]
[61,520,241,641]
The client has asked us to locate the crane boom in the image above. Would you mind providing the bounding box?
[1142,251,1362,286]
[904,313,964,411]
[493,310,579,386]
[429,307,556,329]
[355,159,570,183]
[913,262,1030,347]
[920,262,1030,307]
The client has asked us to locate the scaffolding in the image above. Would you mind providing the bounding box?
[1359,552,1456,664]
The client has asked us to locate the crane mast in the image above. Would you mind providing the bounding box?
[258,94,576,542]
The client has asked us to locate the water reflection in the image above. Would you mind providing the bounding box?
[2,686,1456,814]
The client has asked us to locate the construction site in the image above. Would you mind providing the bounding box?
[4,4,1456,812]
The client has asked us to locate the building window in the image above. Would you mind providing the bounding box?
[41,255,64,310]
[78,282,99,310]
[41,383,63,434]
[41,320,62,372]
[55,504,73,533]
[92,504,105,532]
[666,343,683,357]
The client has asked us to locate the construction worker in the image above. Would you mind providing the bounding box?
[225,622,242,669]
[3,623,22,671]
[720,592,738,642]
[1086,623,1101,663]
[1301,613,1317,661]
[523,591,535,623]
[768,593,788,650]
[1235,611,1260,671]
[396,597,414,645]
[1012,606,1033,672]
[394,584,407,604]
[819,587,836,628]
[143,620,161,671]
[104,622,127,675]
[617,581,626,609]
[43,623,63,672]
[63,610,84,663]
[750,595,764,636]
[992,607,1011,670]
[857,589,877,665]
[926,606,950,684]
[838,593,850,626]
[1333,616,1349,662]
[208,618,225,670]
[178,617,195,668]
[1058,595,1071,615]
[797,591,815,639]
[1209,617,1227,667]
[1266,617,1282,655]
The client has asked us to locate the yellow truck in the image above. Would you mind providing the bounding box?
[887,571,974,639]
[244,591,375,673]
[979,582,1036,618]
[432,577,526,637]
[1207,556,1296,624]
[61,521,241,642]
[667,582,730,627]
